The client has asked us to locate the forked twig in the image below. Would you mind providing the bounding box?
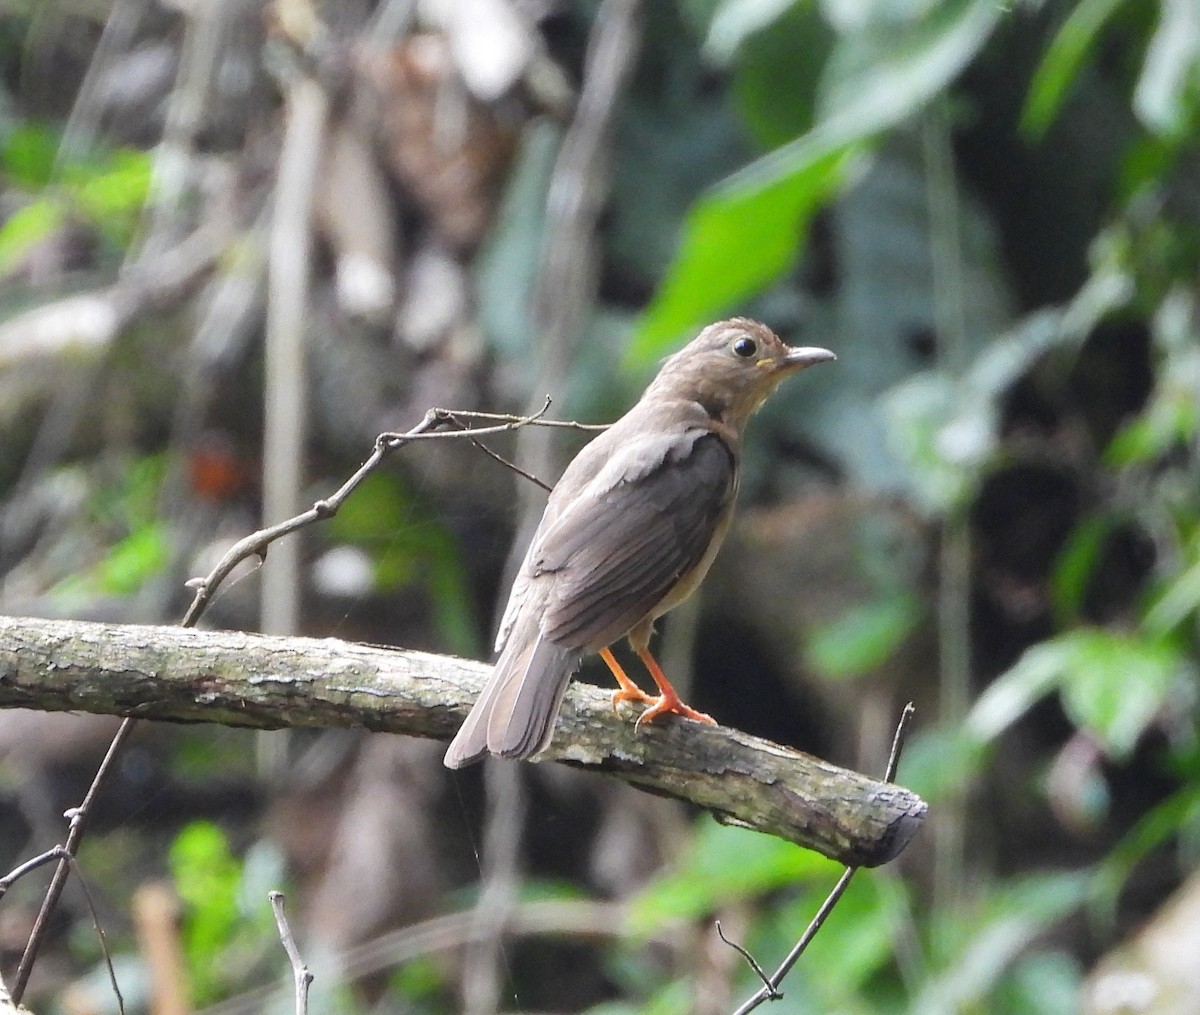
[727,703,917,1013]
[0,847,71,897]
[11,717,138,1000]
[180,398,601,626]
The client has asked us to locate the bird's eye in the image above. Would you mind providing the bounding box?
[732,336,757,358]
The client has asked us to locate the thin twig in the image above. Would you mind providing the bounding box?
[11,716,137,1002]
[443,412,552,492]
[0,846,71,897]
[269,892,312,1015]
[727,704,918,1014]
[182,398,601,626]
[71,856,126,1015]
[715,922,780,1001]
[884,702,916,783]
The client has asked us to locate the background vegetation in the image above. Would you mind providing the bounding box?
[1,0,1198,1011]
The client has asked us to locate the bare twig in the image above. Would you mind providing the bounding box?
[72,859,126,1015]
[443,412,552,492]
[727,704,918,1014]
[0,847,70,897]
[11,717,138,1002]
[269,892,313,1015]
[715,922,779,1001]
[181,399,600,627]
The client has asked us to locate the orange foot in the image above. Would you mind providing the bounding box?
[600,647,656,709]
[634,688,715,729]
[636,647,714,726]
[599,646,717,728]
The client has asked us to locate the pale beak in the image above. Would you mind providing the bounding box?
[781,346,837,370]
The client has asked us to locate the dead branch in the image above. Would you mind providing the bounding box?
[0,615,925,869]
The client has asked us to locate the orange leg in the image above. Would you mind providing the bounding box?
[633,647,716,728]
[600,647,656,708]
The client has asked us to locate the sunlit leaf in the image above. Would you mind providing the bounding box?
[1059,629,1187,760]
[0,198,66,275]
[95,521,170,594]
[629,139,859,361]
[966,636,1080,743]
[170,820,242,1004]
[1143,555,1200,636]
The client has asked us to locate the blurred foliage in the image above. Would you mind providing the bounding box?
[0,123,151,270]
[169,821,284,1006]
[326,471,482,657]
[48,454,171,604]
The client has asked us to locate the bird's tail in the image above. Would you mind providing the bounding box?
[443,620,581,769]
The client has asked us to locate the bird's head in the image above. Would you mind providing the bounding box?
[648,318,836,427]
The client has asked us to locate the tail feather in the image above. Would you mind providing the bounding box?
[443,621,580,769]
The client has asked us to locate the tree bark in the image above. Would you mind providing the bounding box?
[0,614,925,867]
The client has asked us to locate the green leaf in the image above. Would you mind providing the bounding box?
[95,521,170,594]
[629,139,859,362]
[817,0,1002,134]
[970,628,1190,760]
[170,820,242,1004]
[996,952,1083,1015]
[1143,554,1200,637]
[1050,514,1119,623]
[731,1,831,148]
[631,0,1001,361]
[805,591,923,680]
[1091,781,1200,915]
[628,822,837,932]
[65,147,152,243]
[966,636,1080,743]
[897,726,988,802]
[0,123,60,187]
[0,198,66,275]
[1020,0,1128,138]
[1058,629,1187,760]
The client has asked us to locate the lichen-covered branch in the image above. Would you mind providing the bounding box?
[0,615,925,867]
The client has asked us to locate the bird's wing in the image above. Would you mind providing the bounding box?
[533,429,735,649]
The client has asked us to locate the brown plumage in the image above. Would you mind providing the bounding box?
[443,318,835,768]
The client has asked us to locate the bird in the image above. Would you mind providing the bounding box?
[443,318,835,768]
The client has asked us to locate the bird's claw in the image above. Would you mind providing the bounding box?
[634,696,716,729]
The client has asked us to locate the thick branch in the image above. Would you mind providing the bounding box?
[0,615,925,867]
